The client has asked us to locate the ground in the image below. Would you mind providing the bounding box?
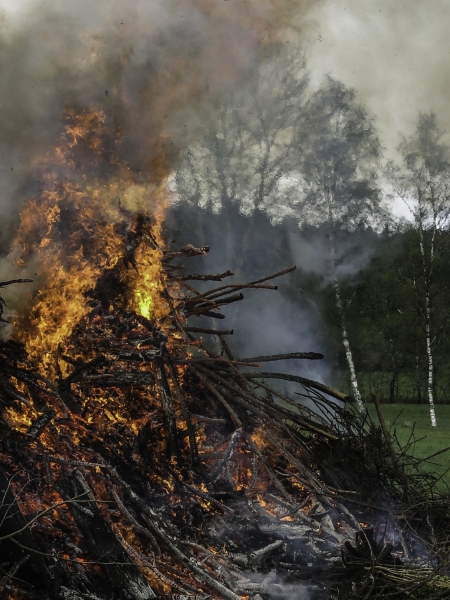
[366,403,450,488]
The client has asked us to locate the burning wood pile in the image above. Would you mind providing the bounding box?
[1,231,450,600]
[0,110,449,600]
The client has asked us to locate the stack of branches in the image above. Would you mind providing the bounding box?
[0,244,449,600]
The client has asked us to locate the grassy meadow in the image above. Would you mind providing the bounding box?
[366,403,450,488]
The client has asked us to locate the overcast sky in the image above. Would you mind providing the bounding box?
[302,0,450,160]
[1,0,448,155]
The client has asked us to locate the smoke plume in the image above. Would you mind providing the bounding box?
[0,0,325,253]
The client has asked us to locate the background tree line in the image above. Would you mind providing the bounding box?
[166,46,450,425]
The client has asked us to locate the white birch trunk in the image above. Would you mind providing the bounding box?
[334,282,365,413]
[419,222,437,427]
[425,296,437,427]
[328,220,364,413]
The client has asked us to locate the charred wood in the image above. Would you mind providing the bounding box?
[83,372,155,387]
[190,310,226,320]
[164,351,198,467]
[238,352,324,362]
[0,467,52,597]
[243,371,350,403]
[110,489,161,557]
[59,469,157,600]
[27,410,55,439]
[210,428,243,484]
[196,265,296,301]
[162,245,209,263]
[156,357,180,461]
[175,271,233,281]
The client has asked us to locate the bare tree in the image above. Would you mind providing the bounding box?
[174,47,308,221]
[294,77,383,413]
[390,113,450,427]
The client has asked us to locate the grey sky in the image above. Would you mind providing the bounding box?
[1,0,448,159]
[302,0,450,159]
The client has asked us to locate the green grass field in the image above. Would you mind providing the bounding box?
[366,403,450,488]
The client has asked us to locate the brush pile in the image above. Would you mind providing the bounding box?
[0,238,450,600]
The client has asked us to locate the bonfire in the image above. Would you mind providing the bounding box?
[0,111,449,600]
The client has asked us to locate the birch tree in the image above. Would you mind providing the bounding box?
[294,77,383,412]
[391,113,450,427]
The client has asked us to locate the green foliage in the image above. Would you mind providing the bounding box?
[340,227,450,403]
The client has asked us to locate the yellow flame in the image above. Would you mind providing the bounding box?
[12,110,171,376]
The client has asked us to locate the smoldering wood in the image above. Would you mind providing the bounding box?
[254,379,330,433]
[3,366,69,417]
[110,488,161,557]
[181,482,235,515]
[196,265,296,300]
[63,355,108,386]
[156,358,180,461]
[0,383,33,408]
[116,534,194,596]
[193,369,242,428]
[175,357,261,368]
[110,349,161,362]
[108,469,242,600]
[185,292,244,308]
[187,284,278,312]
[59,469,158,600]
[184,293,244,314]
[127,334,166,347]
[83,372,155,386]
[194,364,339,440]
[210,428,243,484]
[193,366,282,425]
[0,554,30,596]
[218,334,235,360]
[26,410,55,438]
[0,466,52,596]
[245,434,293,503]
[191,310,226,320]
[191,414,227,424]
[164,350,198,467]
[0,279,34,288]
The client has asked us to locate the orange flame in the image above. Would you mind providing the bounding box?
[12,110,171,376]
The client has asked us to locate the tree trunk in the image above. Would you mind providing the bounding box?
[389,372,399,404]
[425,297,437,426]
[419,223,437,427]
[334,281,364,413]
[328,224,364,414]
[415,349,422,404]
